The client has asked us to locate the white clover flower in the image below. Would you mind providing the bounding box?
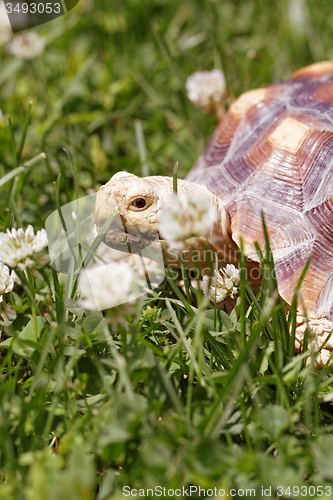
[186,69,226,109]
[0,1,13,46]
[159,192,217,251]
[202,264,241,303]
[0,262,15,295]
[0,261,16,325]
[0,225,48,270]
[6,31,45,59]
[78,260,138,314]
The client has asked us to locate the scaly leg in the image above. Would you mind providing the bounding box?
[294,315,333,367]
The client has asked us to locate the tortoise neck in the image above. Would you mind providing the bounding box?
[151,177,239,271]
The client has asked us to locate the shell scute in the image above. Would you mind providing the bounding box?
[292,61,333,80]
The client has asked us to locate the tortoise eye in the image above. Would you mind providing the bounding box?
[131,198,147,210]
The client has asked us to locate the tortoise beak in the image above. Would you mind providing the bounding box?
[94,196,162,255]
[94,188,119,229]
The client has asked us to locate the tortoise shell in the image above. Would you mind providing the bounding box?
[186,61,333,320]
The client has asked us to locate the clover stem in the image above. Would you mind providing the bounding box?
[26,268,38,342]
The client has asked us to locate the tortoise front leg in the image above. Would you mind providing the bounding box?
[294,316,333,367]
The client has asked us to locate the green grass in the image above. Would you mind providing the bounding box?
[1,0,333,498]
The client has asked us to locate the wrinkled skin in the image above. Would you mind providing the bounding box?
[94,171,241,273]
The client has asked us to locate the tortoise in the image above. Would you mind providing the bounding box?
[94,61,333,365]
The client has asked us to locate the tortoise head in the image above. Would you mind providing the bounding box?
[94,172,171,254]
[94,171,237,267]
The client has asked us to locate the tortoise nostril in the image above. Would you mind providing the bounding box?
[94,217,106,228]
[95,213,126,232]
